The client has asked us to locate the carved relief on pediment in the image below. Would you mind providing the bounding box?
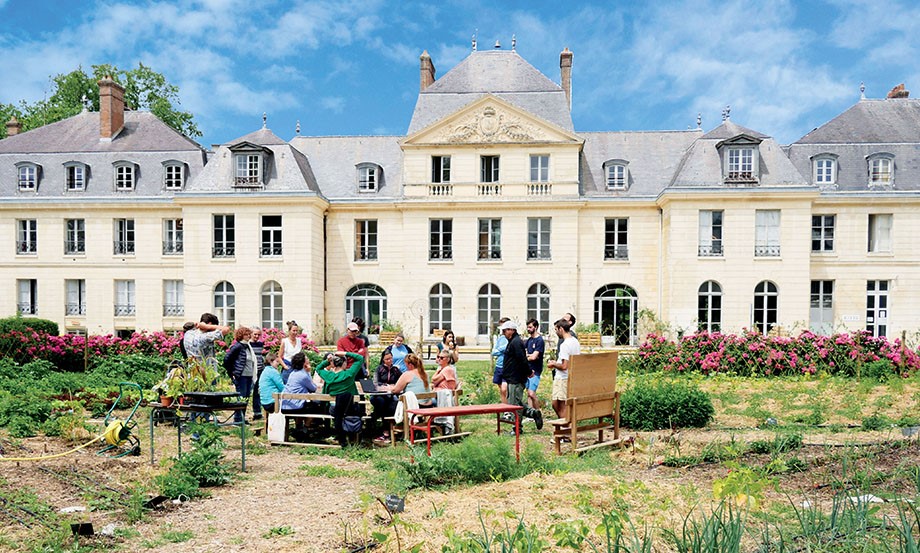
[430,106,548,144]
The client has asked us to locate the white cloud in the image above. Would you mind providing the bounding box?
[320,96,346,113]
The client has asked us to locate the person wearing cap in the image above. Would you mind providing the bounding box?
[491,317,511,404]
[337,321,369,379]
[499,320,543,431]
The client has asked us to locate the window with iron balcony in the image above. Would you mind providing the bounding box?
[233,153,262,188]
[113,218,135,255]
[163,219,183,255]
[429,219,453,260]
[604,218,628,260]
[699,210,723,257]
[527,218,551,260]
[260,215,283,257]
[65,219,85,255]
[16,219,37,255]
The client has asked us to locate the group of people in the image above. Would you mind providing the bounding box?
[489,312,581,433]
[177,310,582,445]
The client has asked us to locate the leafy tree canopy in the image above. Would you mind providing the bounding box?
[1,63,200,139]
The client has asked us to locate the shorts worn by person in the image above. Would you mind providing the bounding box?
[549,319,580,420]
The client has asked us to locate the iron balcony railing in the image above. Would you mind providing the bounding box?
[113,241,135,255]
[65,303,86,316]
[114,304,136,316]
[162,241,184,255]
[212,245,235,258]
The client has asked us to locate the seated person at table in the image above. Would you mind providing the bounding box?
[369,352,401,441]
[383,353,433,407]
[431,350,458,391]
[313,351,365,446]
[280,353,322,415]
[258,352,285,418]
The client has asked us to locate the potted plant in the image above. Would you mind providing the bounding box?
[378,319,403,345]
[574,322,602,348]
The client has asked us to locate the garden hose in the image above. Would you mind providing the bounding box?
[0,420,125,462]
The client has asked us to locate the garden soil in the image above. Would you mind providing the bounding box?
[2,424,918,553]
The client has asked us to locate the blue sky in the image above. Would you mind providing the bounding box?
[1,0,918,148]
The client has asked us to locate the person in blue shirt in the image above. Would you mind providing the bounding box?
[280,353,321,414]
[491,317,510,404]
[257,352,285,418]
[524,318,545,411]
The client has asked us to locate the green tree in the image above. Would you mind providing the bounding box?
[1,63,200,139]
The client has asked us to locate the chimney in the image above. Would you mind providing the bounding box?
[98,75,125,140]
[419,50,436,92]
[887,83,910,99]
[560,47,573,110]
[5,116,21,137]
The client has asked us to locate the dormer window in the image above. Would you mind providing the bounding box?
[603,160,629,190]
[64,162,88,191]
[867,153,894,187]
[717,135,762,184]
[16,162,40,191]
[228,141,270,189]
[235,153,261,187]
[113,161,136,190]
[357,163,379,192]
[812,154,838,186]
[162,161,186,190]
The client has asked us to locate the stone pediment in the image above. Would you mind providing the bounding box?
[404,95,581,146]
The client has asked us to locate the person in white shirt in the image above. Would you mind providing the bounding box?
[547,319,580,420]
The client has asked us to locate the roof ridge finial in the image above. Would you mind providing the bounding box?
[860,81,866,100]
[494,39,501,49]
[295,120,301,135]
[721,105,731,121]
[81,94,89,113]
[511,34,516,51]
[472,31,477,52]
[697,113,702,129]
[262,112,267,129]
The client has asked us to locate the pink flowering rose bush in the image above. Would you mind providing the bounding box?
[631,330,919,378]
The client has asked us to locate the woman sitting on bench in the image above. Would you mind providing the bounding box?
[383,353,433,406]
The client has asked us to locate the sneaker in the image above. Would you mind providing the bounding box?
[533,410,544,431]
[252,414,263,421]
[500,412,515,423]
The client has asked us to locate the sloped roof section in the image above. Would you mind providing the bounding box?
[581,131,701,197]
[0,111,204,153]
[184,128,318,194]
[408,50,573,134]
[291,135,404,200]
[794,99,920,144]
[670,122,807,188]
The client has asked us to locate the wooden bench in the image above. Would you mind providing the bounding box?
[389,389,470,446]
[268,392,371,448]
[549,351,625,454]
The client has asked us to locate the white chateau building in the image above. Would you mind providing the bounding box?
[2,46,919,345]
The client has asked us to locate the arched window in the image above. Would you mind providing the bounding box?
[214,281,235,327]
[753,281,778,335]
[698,281,722,332]
[594,284,638,346]
[429,283,452,334]
[345,283,387,334]
[526,283,551,331]
[477,283,501,335]
[867,153,894,187]
[261,281,283,329]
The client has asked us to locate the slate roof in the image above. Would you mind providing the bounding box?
[0,111,206,199]
[580,131,701,197]
[290,135,403,200]
[669,121,808,189]
[794,99,920,144]
[0,111,204,153]
[786,99,920,192]
[408,50,573,134]
[183,127,319,195]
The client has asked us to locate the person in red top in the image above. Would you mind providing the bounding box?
[336,321,368,378]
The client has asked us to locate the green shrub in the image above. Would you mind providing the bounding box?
[861,413,890,431]
[397,434,550,489]
[749,433,803,455]
[861,359,896,381]
[0,315,58,335]
[620,378,714,430]
[0,392,51,427]
[156,470,202,499]
[7,415,39,438]
[87,353,168,388]
[171,423,233,487]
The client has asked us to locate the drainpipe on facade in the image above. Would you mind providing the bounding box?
[322,209,329,343]
[657,207,663,319]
